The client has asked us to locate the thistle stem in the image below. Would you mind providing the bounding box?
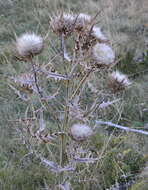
[31,59,43,98]
[70,68,93,101]
[60,34,67,75]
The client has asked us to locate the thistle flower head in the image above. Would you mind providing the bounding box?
[108,71,132,92]
[50,13,75,36]
[92,43,115,65]
[15,33,43,58]
[70,123,93,141]
[91,26,108,42]
[75,13,91,32]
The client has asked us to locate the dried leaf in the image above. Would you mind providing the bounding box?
[40,157,75,173]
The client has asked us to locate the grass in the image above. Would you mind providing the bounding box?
[0,0,148,189]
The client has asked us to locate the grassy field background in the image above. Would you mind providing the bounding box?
[0,0,148,189]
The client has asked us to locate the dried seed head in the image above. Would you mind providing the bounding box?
[70,123,93,141]
[91,26,108,42]
[75,13,91,32]
[15,33,43,58]
[80,26,108,50]
[92,43,115,65]
[50,13,75,36]
[108,71,132,92]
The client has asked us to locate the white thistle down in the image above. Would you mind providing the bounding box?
[92,26,108,41]
[63,13,75,22]
[16,33,43,58]
[93,43,115,65]
[108,71,132,92]
[77,13,91,23]
[70,123,93,141]
[110,71,131,86]
[75,13,91,31]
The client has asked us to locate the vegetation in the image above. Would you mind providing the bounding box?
[0,0,148,189]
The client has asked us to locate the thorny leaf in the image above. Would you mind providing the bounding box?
[42,87,60,101]
[73,157,99,163]
[40,157,75,173]
[11,74,40,94]
[59,181,73,190]
[69,96,87,122]
[69,102,85,121]
[87,81,98,93]
[98,99,120,109]
[38,110,46,133]
[8,84,29,101]
[43,179,50,190]
[64,50,71,62]
[59,165,75,172]
[36,67,70,81]
[25,106,30,120]
[40,157,58,172]
[46,72,69,81]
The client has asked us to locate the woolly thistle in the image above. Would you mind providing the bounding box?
[15,33,43,59]
[70,123,93,141]
[9,10,139,190]
[108,71,131,92]
[92,43,115,65]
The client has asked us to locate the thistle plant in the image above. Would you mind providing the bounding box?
[9,12,133,189]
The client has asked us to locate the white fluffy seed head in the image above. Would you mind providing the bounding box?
[77,13,91,22]
[63,13,75,22]
[92,26,108,42]
[108,71,132,92]
[70,123,93,141]
[92,43,115,65]
[110,71,131,86]
[75,13,91,31]
[16,33,43,58]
